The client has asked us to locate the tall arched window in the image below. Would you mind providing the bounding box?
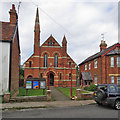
[44,53,48,67]
[29,61,32,67]
[54,54,58,67]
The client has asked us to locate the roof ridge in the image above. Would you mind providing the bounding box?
[79,42,119,66]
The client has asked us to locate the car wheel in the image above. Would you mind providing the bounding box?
[96,101,102,105]
[114,100,120,110]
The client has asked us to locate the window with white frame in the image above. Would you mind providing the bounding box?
[111,76,114,84]
[111,57,114,67]
[89,63,91,70]
[94,75,97,85]
[94,60,97,68]
[117,56,120,67]
[117,76,120,85]
[85,64,87,70]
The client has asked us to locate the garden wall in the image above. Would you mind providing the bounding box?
[10,96,47,102]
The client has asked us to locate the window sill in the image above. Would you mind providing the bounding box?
[111,66,114,68]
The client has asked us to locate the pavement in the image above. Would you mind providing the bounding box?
[1,100,96,110]
[1,87,95,110]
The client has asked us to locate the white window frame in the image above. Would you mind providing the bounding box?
[111,57,114,67]
[94,75,97,85]
[117,56,120,67]
[85,64,87,70]
[111,76,114,84]
[117,76,120,85]
[94,59,97,68]
[89,63,91,70]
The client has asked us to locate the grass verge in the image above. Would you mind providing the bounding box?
[2,106,47,111]
[57,87,89,98]
[17,88,46,96]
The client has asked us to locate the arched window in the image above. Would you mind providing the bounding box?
[44,53,48,67]
[27,75,32,78]
[50,40,52,46]
[69,62,71,68]
[60,73,62,80]
[54,54,58,67]
[29,61,32,67]
[53,42,55,46]
[69,73,71,80]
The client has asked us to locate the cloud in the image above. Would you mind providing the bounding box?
[0,1,118,65]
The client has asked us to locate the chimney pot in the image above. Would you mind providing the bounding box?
[12,4,15,10]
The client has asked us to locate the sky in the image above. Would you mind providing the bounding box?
[0,0,119,65]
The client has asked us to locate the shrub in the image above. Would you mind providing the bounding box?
[88,84,97,91]
[84,86,89,91]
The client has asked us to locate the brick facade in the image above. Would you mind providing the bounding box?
[24,8,77,87]
[79,41,120,86]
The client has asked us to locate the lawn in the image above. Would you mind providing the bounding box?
[17,88,46,96]
[57,87,89,98]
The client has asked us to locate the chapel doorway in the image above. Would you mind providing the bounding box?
[50,73,54,86]
[47,72,54,86]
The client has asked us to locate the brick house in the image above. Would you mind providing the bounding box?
[0,4,20,96]
[79,40,120,86]
[24,8,77,87]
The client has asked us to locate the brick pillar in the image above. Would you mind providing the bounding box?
[76,89,82,99]
[47,90,51,101]
[3,93,11,102]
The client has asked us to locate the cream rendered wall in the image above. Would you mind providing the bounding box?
[0,42,10,95]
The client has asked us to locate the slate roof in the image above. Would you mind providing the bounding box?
[0,22,16,41]
[106,49,120,55]
[79,43,120,66]
[81,72,93,81]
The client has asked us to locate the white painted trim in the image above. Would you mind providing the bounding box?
[42,46,61,48]
[24,67,76,70]
[66,74,76,76]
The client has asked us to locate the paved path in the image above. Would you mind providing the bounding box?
[2,100,96,110]
[51,87,70,101]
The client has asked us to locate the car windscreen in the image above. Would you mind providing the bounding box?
[116,85,120,93]
[109,85,116,93]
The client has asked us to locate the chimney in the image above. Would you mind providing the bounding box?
[100,40,107,51]
[9,4,18,25]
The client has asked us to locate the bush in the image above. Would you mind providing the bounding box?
[88,84,97,91]
[84,86,89,91]
[83,84,97,91]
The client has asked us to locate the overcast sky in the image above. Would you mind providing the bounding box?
[0,0,119,65]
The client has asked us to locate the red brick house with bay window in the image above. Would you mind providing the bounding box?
[79,40,120,86]
[24,8,77,87]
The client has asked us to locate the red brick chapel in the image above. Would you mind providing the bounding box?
[24,8,77,87]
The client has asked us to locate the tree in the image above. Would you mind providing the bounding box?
[20,68,24,79]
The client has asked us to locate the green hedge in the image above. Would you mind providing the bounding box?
[84,84,96,91]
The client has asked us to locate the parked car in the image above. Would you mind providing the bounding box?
[93,84,120,110]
